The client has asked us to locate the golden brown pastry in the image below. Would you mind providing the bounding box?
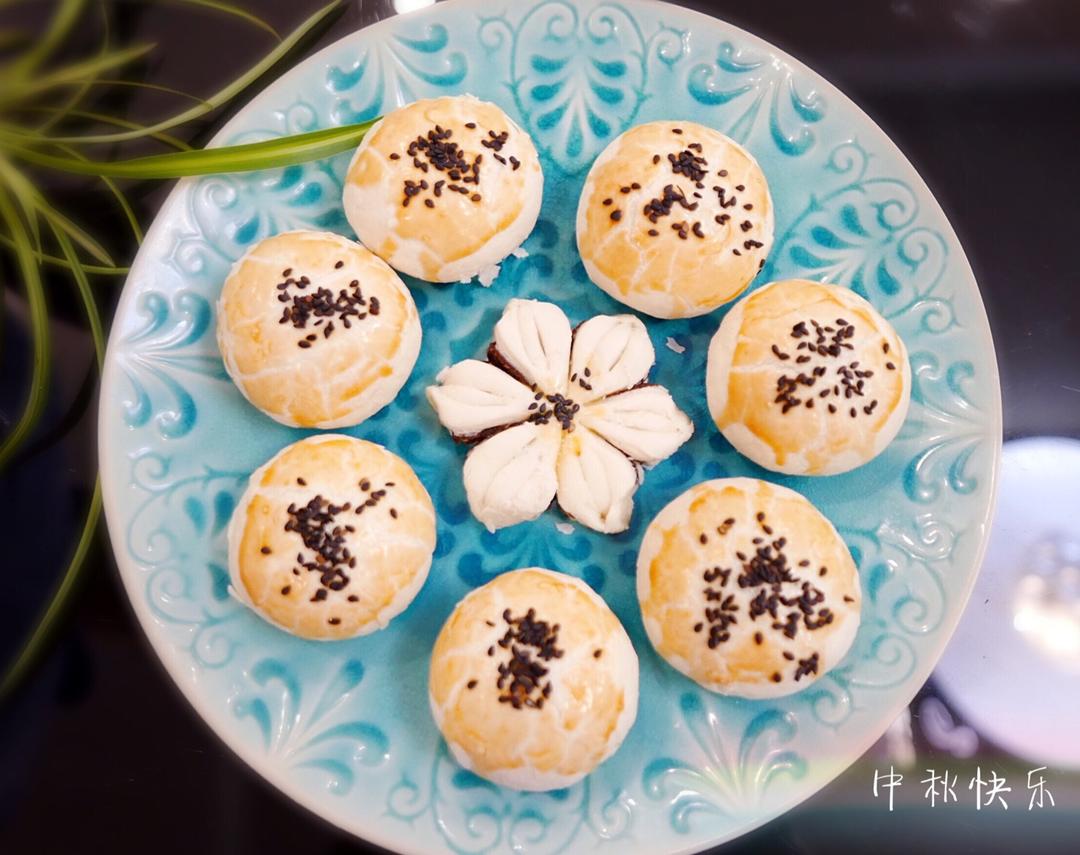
[706,279,911,475]
[216,229,421,428]
[577,120,773,318]
[343,94,543,284]
[429,568,638,790]
[637,478,860,698]
[228,435,436,640]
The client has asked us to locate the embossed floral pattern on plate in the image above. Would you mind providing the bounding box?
[98,1,1000,854]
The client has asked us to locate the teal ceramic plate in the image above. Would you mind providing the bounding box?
[99,1,1001,852]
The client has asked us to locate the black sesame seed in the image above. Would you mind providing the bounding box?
[260,546,271,555]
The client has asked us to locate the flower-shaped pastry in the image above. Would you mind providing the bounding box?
[427,299,693,533]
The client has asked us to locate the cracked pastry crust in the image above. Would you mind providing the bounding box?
[227,434,436,640]
[343,94,544,283]
[637,478,860,699]
[429,568,638,791]
[577,120,774,319]
[426,298,694,534]
[706,279,911,475]
[216,229,421,428]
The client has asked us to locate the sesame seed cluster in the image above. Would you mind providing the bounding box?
[274,263,381,349]
[259,474,399,628]
[598,126,768,267]
[691,509,840,687]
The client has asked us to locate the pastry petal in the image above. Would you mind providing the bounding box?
[556,427,642,534]
[426,359,535,439]
[463,421,560,531]
[579,385,693,466]
[492,298,572,394]
[568,313,654,403]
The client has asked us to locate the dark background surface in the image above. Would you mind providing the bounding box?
[2,1,1079,853]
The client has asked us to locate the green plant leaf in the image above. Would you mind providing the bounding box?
[13,107,192,150]
[158,0,281,41]
[0,29,30,51]
[0,235,127,274]
[86,78,212,107]
[0,42,156,109]
[0,479,101,702]
[31,0,110,134]
[0,156,43,251]
[36,201,115,266]
[12,118,374,178]
[46,0,345,145]
[0,196,110,704]
[55,143,144,242]
[0,186,51,472]
[52,221,106,360]
[4,0,86,80]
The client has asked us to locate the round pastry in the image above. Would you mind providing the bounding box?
[228,434,436,640]
[343,94,543,283]
[576,120,773,319]
[706,279,911,475]
[429,568,638,790]
[637,478,860,698]
[217,230,421,428]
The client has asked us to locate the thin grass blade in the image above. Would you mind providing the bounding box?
[161,0,280,41]
[14,107,192,150]
[4,0,86,80]
[54,143,144,242]
[0,188,52,472]
[45,0,344,144]
[11,118,374,178]
[0,235,126,274]
[0,480,101,701]
[0,42,155,109]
